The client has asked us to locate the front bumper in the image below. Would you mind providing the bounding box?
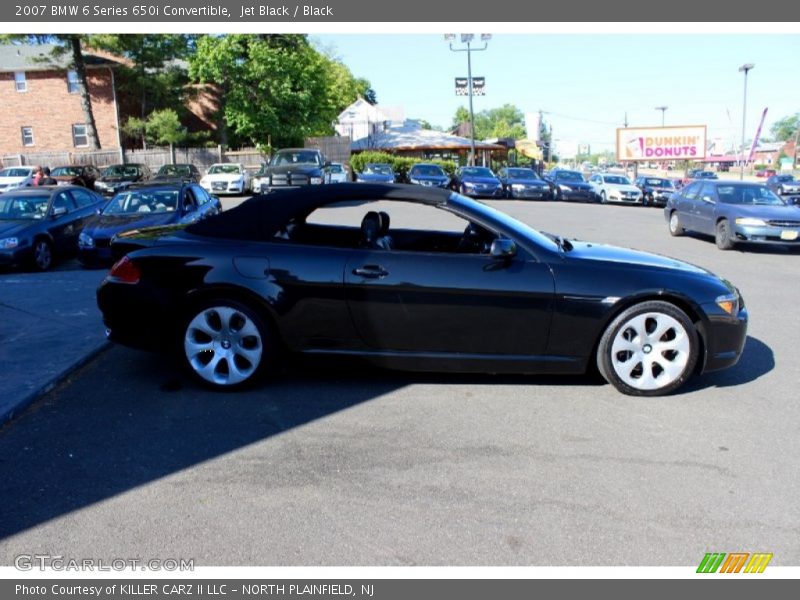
[0,246,32,268]
[561,189,597,201]
[607,192,643,204]
[202,182,246,195]
[510,186,551,200]
[732,223,800,244]
[461,185,504,198]
[78,243,115,267]
[699,302,749,374]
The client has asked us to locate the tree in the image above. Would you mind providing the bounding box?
[451,104,526,139]
[452,106,470,129]
[1,34,102,149]
[190,34,351,148]
[145,109,187,148]
[770,113,800,142]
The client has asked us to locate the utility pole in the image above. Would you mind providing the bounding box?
[739,63,755,180]
[446,34,490,166]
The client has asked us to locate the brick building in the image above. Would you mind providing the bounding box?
[0,44,125,157]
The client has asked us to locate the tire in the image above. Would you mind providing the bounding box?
[32,238,53,271]
[668,211,685,237]
[715,219,735,250]
[181,299,277,390]
[600,191,607,204]
[596,300,699,396]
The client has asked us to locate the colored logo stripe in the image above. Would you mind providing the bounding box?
[744,553,773,573]
[697,553,726,573]
[720,553,750,573]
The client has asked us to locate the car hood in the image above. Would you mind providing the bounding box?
[566,240,710,275]
[508,178,548,186]
[412,175,449,182]
[0,176,29,185]
[266,165,323,176]
[462,176,500,185]
[83,212,179,238]
[98,175,139,184]
[556,180,591,189]
[724,203,800,219]
[54,175,79,182]
[603,183,639,192]
[0,219,36,238]
[204,172,244,181]
[358,172,394,182]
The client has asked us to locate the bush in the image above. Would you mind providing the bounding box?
[350,151,457,183]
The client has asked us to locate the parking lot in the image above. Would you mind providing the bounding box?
[0,197,798,566]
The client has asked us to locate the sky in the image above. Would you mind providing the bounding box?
[314,34,800,155]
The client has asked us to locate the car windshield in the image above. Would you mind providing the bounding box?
[364,164,393,175]
[554,171,583,182]
[103,189,180,215]
[716,185,785,206]
[208,164,242,175]
[158,165,192,176]
[0,168,33,178]
[410,165,445,177]
[271,151,321,166]
[0,194,49,219]
[775,175,794,183]
[102,165,141,178]
[699,172,716,178]
[51,166,83,177]
[329,164,344,174]
[507,168,538,180]
[604,176,631,185]
[461,167,494,178]
[644,178,672,187]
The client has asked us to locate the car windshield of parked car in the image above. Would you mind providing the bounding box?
[554,171,583,182]
[102,165,140,178]
[103,190,180,215]
[0,194,49,219]
[51,166,83,177]
[604,176,631,185]
[775,175,794,183]
[329,164,345,174]
[410,165,445,177]
[716,185,785,206]
[0,168,33,178]
[158,165,192,177]
[461,167,495,178]
[645,178,672,187]
[271,151,321,166]
[208,164,242,175]
[507,168,538,180]
[364,164,393,175]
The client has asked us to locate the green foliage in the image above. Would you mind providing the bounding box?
[145,109,188,146]
[189,34,374,148]
[770,113,800,142]
[452,104,526,140]
[351,151,456,182]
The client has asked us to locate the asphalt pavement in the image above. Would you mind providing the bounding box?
[0,197,798,566]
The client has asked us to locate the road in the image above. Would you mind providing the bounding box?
[1,196,798,566]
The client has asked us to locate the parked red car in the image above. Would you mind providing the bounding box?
[51,165,102,189]
[755,168,777,178]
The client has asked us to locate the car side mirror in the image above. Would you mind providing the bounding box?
[490,238,517,259]
[51,206,68,217]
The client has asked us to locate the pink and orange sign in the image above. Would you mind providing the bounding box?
[617,125,707,162]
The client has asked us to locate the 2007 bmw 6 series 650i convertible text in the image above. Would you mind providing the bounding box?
[97,183,748,396]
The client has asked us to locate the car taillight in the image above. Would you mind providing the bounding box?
[108,256,141,284]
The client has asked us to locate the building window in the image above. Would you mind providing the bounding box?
[21,126,34,147]
[67,70,80,94]
[14,71,27,92]
[72,124,89,147]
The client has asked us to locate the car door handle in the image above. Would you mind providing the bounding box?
[352,265,389,279]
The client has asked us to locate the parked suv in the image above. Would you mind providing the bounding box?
[256,148,330,193]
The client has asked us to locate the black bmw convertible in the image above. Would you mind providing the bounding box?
[97,183,748,396]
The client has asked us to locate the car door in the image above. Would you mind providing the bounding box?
[47,190,81,252]
[674,181,702,230]
[344,242,555,356]
[191,184,218,219]
[693,182,719,235]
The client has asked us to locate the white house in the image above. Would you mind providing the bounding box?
[334,97,404,142]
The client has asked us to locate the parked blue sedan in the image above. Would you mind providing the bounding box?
[78,182,221,266]
[355,163,396,183]
[450,166,503,198]
[665,180,800,250]
[407,163,450,188]
[497,167,553,200]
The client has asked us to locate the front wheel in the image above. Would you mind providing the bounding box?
[715,219,735,250]
[596,301,699,396]
[599,191,607,204]
[32,238,53,271]
[182,300,276,389]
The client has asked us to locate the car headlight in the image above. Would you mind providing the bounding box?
[559,184,572,191]
[409,178,420,184]
[78,232,94,248]
[0,237,19,249]
[511,184,525,190]
[200,178,209,185]
[715,293,739,316]
[735,217,767,226]
[310,177,323,185]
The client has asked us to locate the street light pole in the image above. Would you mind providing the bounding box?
[739,63,755,180]
[447,34,489,166]
[655,106,668,127]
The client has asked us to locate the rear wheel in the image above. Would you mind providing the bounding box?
[668,211,685,237]
[715,219,735,250]
[596,301,699,396]
[182,300,276,389]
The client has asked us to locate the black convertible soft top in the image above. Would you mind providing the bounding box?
[186,183,451,240]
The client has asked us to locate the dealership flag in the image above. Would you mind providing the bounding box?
[746,108,769,164]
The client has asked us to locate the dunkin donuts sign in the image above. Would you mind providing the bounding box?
[617,125,707,162]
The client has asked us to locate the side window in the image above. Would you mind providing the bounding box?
[52,192,76,213]
[682,182,702,201]
[699,183,717,202]
[183,189,198,209]
[70,189,97,208]
[192,185,210,205]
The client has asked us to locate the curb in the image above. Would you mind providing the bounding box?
[0,340,111,427]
